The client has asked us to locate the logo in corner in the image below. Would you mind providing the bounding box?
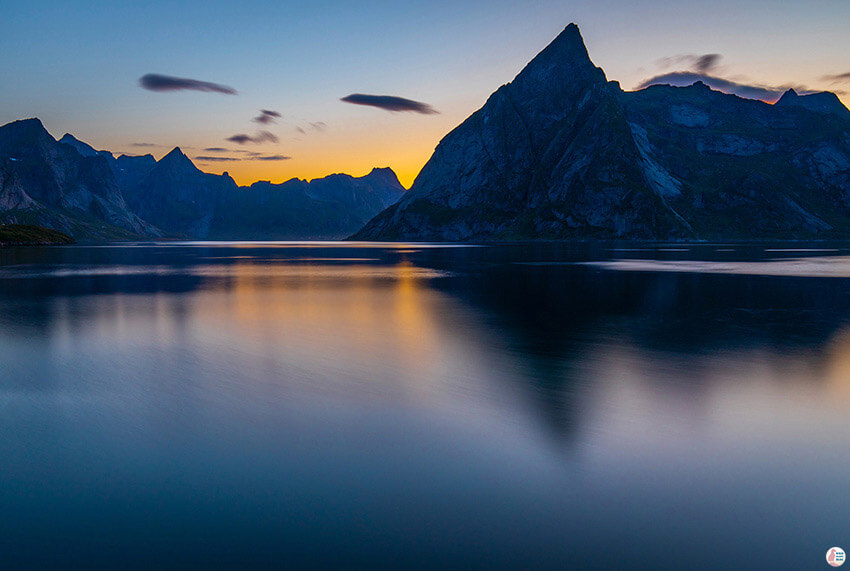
[827,547,846,567]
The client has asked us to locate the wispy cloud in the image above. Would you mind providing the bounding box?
[252,154,291,161]
[226,130,279,145]
[253,109,282,124]
[823,72,850,84]
[203,147,230,152]
[341,93,438,114]
[195,154,291,162]
[195,156,240,162]
[131,142,160,148]
[657,53,722,74]
[295,122,327,136]
[139,74,237,95]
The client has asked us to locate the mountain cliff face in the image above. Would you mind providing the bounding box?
[621,83,850,238]
[0,119,160,239]
[354,24,850,241]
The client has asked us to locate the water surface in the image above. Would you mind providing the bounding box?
[1,241,849,569]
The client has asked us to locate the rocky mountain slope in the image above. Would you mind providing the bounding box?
[0,119,161,239]
[353,24,850,241]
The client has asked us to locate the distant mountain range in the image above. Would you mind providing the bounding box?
[354,24,850,240]
[0,119,405,240]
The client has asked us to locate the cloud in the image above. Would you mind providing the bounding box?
[658,53,722,74]
[694,54,721,74]
[195,156,240,162]
[139,74,237,95]
[295,122,326,136]
[194,154,291,162]
[823,72,850,84]
[637,72,815,103]
[252,154,291,161]
[341,93,438,114]
[226,130,279,145]
[226,134,253,144]
[253,109,282,124]
[203,147,230,152]
[131,142,159,148]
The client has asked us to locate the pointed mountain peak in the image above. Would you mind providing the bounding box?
[157,146,200,173]
[776,89,799,105]
[163,146,187,159]
[511,22,606,97]
[527,23,593,69]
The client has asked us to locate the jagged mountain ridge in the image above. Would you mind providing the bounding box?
[353,24,850,241]
[1,119,407,240]
[211,168,405,239]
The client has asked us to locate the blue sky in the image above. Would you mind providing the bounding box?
[2,0,849,186]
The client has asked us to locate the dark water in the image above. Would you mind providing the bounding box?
[1,241,849,569]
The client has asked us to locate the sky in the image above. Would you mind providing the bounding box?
[2,0,849,188]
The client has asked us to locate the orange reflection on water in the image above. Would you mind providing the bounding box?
[195,259,452,403]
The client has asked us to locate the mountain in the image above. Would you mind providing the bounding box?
[2,119,406,240]
[210,167,406,239]
[353,24,850,241]
[59,133,158,192]
[775,89,850,117]
[0,119,161,239]
[120,147,238,237]
[119,145,406,239]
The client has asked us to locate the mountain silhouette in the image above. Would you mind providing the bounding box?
[1,120,406,240]
[353,24,850,241]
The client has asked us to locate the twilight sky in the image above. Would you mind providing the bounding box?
[2,0,849,187]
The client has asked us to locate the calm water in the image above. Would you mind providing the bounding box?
[1,242,849,569]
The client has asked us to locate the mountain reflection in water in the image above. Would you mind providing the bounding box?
[1,242,849,569]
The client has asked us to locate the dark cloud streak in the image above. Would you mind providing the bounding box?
[657,53,722,74]
[195,154,291,162]
[252,154,291,161]
[139,74,237,95]
[195,156,240,162]
[253,109,282,124]
[226,130,279,145]
[341,93,438,114]
[695,54,721,74]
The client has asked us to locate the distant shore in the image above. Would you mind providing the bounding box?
[0,224,75,246]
